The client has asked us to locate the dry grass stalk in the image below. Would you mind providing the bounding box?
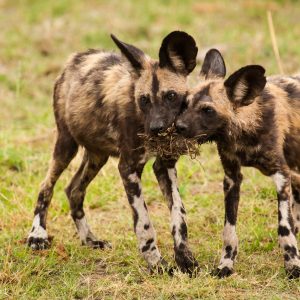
[267,10,284,74]
[138,125,202,159]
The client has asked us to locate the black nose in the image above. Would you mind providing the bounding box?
[175,121,188,134]
[150,121,164,135]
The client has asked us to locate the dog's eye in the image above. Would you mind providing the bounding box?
[201,106,215,115]
[166,91,177,101]
[140,95,150,107]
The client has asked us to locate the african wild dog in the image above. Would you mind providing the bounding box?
[175,49,300,278]
[27,31,199,273]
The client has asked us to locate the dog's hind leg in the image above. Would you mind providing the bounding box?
[65,150,111,249]
[28,127,78,250]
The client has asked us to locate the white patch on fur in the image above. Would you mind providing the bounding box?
[128,172,140,184]
[75,216,91,242]
[279,201,290,227]
[271,172,287,193]
[218,258,234,270]
[285,257,300,270]
[128,172,161,266]
[168,168,186,247]
[28,214,48,240]
[218,222,238,270]
[222,222,238,246]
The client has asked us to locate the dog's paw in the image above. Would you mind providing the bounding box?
[175,246,199,276]
[286,266,300,279]
[211,266,233,278]
[28,237,50,250]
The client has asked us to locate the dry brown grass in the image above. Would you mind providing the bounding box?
[138,125,201,159]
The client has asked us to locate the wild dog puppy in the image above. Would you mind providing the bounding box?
[27,31,199,274]
[175,49,300,278]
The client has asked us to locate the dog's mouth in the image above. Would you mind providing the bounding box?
[196,133,211,145]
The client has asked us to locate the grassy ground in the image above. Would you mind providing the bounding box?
[1,0,300,299]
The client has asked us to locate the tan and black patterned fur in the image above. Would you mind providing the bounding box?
[27,31,199,274]
[176,49,300,278]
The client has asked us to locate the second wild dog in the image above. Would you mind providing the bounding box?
[176,49,300,278]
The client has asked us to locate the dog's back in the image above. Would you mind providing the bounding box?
[53,49,136,154]
[266,76,300,170]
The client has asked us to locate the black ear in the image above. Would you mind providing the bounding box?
[224,65,266,107]
[159,31,198,75]
[200,49,226,79]
[111,34,146,71]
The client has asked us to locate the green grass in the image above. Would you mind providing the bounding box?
[1,0,300,299]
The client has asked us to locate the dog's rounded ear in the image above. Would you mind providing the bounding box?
[224,65,266,107]
[111,34,146,73]
[200,49,226,79]
[159,31,198,76]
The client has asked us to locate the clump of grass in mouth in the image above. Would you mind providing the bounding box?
[138,124,203,159]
